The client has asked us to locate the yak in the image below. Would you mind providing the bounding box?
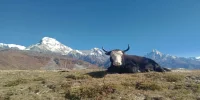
[102,45,170,73]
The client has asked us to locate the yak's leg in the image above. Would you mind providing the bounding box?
[107,66,120,73]
[143,64,154,72]
[163,67,171,72]
[125,63,139,73]
[154,66,165,72]
[131,66,139,73]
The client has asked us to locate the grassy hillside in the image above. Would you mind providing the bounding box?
[0,69,200,100]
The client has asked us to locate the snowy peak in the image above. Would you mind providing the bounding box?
[0,43,26,50]
[196,57,200,59]
[90,48,104,55]
[152,49,163,56]
[146,49,163,58]
[40,37,73,52]
[0,37,105,57]
[145,49,178,60]
[40,37,61,45]
[26,37,73,54]
[68,50,84,55]
[26,37,105,57]
[75,47,105,56]
[151,49,177,58]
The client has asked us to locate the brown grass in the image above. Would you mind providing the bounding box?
[0,70,200,100]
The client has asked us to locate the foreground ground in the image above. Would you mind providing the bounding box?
[0,69,200,100]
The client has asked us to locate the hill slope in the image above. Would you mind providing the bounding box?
[0,49,98,70]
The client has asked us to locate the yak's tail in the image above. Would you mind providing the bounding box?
[163,67,171,72]
[150,59,171,72]
[155,65,171,72]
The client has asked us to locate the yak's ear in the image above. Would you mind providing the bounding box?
[105,51,111,55]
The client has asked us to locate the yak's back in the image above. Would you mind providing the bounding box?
[123,55,151,64]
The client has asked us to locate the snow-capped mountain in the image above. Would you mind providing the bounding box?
[23,37,109,66]
[145,49,177,60]
[26,37,73,55]
[145,49,200,69]
[0,43,26,50]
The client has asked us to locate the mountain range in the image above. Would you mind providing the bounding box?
[145,49,200,69]
[1,37,200,69]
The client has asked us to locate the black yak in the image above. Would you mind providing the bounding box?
[102,45,170,73]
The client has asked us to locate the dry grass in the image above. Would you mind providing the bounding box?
[0,70,200,100]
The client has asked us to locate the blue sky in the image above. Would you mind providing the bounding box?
[0,0,200,57]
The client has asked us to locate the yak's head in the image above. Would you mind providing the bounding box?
[102,45,130,66]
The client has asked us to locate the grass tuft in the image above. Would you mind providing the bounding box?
[121,81,136,87]
[87,71,107,78]
[185,83,200,93]
[65,73,91,80]
[135,81,162,91]
[65,84,117,99]
[4,78,28,87]
[164,74,184,82]
[32,77,45,81]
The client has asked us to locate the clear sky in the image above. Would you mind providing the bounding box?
[0,0,200,57]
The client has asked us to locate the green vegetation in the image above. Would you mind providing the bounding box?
[0,70,200,100]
